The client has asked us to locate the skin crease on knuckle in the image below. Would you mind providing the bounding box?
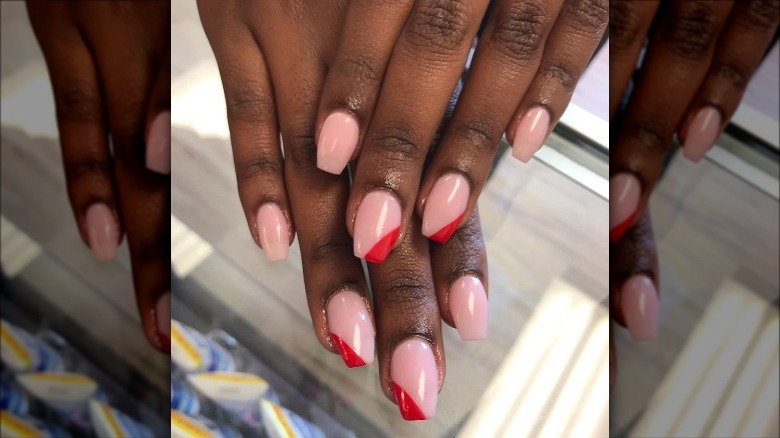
[490,1,548,62]
[405,0,472,55]
[662,3,720,60]
[563,0,609,37]
[608,1,646,53]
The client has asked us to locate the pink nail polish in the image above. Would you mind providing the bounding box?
[317,111,359,175]
[512,106,550,163]
[620,275,659,341]
[390,338,438,421]
[683,106,721,163]
[327,291,374,367]
[609,173,640,243]
[156,292,171,353]
[353,191,401,263]
[449,276,488,341]
[422,173,469,243]
[146,111,171,174]
[256,203,289,262]
[86,203,118,261]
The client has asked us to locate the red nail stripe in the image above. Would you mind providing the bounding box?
[429,212,464,243]
[392,381,427,421]
[364,227,399,263]
[610,212,636,243]
[330,334,366,368]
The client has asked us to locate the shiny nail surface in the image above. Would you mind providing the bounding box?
[609,173,640,243]
[449,276,488,340]
[683,106,720,163]
[620,276,659,341]
[422,173,469,243]
[317,111,359,174]
[353,191,401,263]
[86,203,118,261]
[512,106,550,163]
[256,203,289,262]
[391,338,438,421]
[146,111,171,174]
[156,292,171,353]
[327,291,374,367]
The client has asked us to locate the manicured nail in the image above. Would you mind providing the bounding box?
[422,173,469,243]
[86,203,118,261]
[620,276,659,341]
[683,106,721,163]
[146,111,171,174]
[511,106,550,163]
[390,338,438,421]
[609,173,640,243]
[327,291,374,367]
[156,292,171,353]
[317,111,359,174]
[256,203,289,262]
[449,276,488,341]
[353,191,401,263]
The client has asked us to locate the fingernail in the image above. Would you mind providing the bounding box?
[391,338,438,421]
[146,111,171,174]
[156,292,171,353]
[353,191,401,263]
[620,276,659,341]
[86,203,118,261]
[422,173,469,243]
[256,203,289,262]
[683,106,720,163]
[609,173,640,243]
[511,106,550,163]
[449,276,488,341]
[317,111,359,174]
[327,291,374,367]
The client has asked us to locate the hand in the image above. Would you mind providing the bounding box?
[197,0,489,420]
[314,0,606,263]
[27,1,171,353]
[609,0,779,243]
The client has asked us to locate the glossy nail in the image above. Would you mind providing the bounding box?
[353,191,401,263]
[317,111,359,174]
[391,338,438,421]
[620,276,659,341]
[422,173,469,243]
[512,106,550,163]
[449,276,488,340]
[146,111,171,174]
[609,173,640,243]
[683,106,721,163]
[156,292,171,353]
[86,203,118,261]
[256,203,289,262]
[327,291,374,367]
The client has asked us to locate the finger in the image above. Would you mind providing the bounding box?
[145,57,171,174]
[27,4,122,262]
[678,1,779,162]
[200,11,294,262]
[430,208,488,341]
[505,0,608,161]
[610,1,733,243]
[610,210,659,341]
[368,214,443,421]
[347,0,490,263]
[82,3,171,353]
[314,0,415,174]
[608,0,660,120]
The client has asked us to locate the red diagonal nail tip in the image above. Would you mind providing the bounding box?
[609,212,636,243]
[330,334,366,368]
[392,381,427,421]
[364,227,400,263]
[428,212,465,243]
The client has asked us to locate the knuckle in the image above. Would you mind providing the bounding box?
[135,237,168,265]
[336,54,382,87]
[624,122,668,155]
[284,134,318,170]
[739,0,780,32]
[456,119,498,153]
[372,125,425,163]
[235,154,282,183]
[564,0,609,36]
[664,4,720,59]
[309,234,353,265]
[491,2,549,62]
[65,155,111,184]
[54,85,103,123]
[713,63,749,90]
[406,0,472,54]
[538,63,578,92]
[609,1,645,53]
[224,81,274,125]
[377,271,432,309]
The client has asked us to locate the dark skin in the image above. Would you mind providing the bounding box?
[27,2,171,353]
